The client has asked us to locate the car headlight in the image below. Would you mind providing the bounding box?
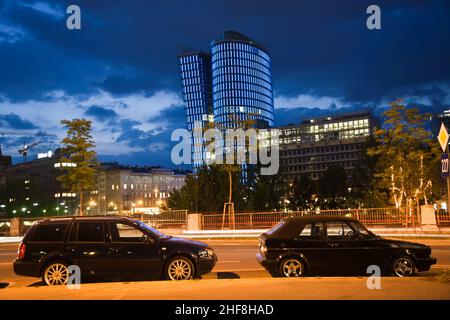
[260,245,267,256]
[198,248,214,258]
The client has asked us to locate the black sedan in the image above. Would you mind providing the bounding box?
[256,215,436,277]
[14,216,217,285]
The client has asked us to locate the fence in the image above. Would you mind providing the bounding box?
[436,209,450,225]
[131,210,188,229]
[200,207,420,230]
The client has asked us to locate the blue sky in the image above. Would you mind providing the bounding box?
[0,0,449,168]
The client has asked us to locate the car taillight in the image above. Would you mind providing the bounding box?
[17,242,26,259]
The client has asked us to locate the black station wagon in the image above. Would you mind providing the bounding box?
[13,216,217,285]
[256,216,436,277]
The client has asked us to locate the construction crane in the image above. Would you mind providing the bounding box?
[0,131,51,162]
[18,141,41,162]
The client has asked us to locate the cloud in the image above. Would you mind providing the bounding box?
[0,89,185,167]
[85,105,118,122]
[0,113,38,129]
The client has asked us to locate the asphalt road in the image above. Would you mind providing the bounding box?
[1,239,450,288]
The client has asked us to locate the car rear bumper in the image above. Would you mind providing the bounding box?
[416,257,437,272]
[13,259,40,277]
[197,255,217,275]
[256,252,277,272]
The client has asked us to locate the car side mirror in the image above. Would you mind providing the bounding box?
[142,234,155,245]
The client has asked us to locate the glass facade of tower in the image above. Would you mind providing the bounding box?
[178,52,212,168]
[211,32,274,129]
[177,32,274,171]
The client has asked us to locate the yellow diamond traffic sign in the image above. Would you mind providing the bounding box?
[438,123,449,152]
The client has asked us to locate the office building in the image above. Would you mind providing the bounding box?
[178,31,274,171]
[278,111,376,184]
[96,165,186,215]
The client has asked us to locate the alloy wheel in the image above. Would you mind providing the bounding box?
[393,256,415,277]
[280,258,304,277]
[44,263,69,286]
[167,258,193,280]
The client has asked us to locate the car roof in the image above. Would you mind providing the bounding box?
[262,215,359,239]
[285,215,358,223]
[37,216,135,223]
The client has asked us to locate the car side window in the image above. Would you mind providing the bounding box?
[76,222,105,242]
[326,221,355,240]
[298,222,325,240]
[109,223,146,242]
[28,223,68,242]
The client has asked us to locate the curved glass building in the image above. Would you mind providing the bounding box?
[178,31,274,171]
[211,31,274,129]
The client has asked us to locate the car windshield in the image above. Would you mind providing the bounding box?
[135,220,170,238]
[351,221,375,237]
[266,221,286,235]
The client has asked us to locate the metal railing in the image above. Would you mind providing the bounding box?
[200,207,417,230]
[132,210,188,229]
[436,209,450,225]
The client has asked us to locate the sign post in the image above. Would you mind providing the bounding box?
[438,123,450,212]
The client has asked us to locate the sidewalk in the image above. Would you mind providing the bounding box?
[0,277,449,300]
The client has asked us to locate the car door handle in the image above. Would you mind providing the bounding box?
[109,247,120,254]
[328,243,339,248]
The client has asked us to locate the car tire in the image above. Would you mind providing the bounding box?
[165,256,195,280]
[279,257,306,277]
[42,259,70,286]
[390,255,415,277]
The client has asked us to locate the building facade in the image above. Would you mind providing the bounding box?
[1,148,77,215]
[278,111,376,184]
[178,51,213,168]
[211,31,274,129]
[177,31,274,171]
[96,166,186,215]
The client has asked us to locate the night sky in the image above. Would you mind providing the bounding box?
[0,0,449,168]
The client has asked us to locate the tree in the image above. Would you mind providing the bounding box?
[367,100,440,209]
[167,165,245,213]
[318,165,348,209]
[285,175,318,211]
[58,119,98,216]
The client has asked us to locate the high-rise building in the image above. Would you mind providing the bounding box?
[211,31,274,129]
[177,31,274,170]
[177,51,213,168]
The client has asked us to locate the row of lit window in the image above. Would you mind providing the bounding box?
[212,68,271,85]
[212,57,270,75]
[214,105,272,117]
[282,152,362,164]
[54,193,77,198]
[308,119,369,133]
[213,89,273,105]
[54,162,76,168]
[181,76,205,89]
[214,96,274,110]
[282,161,363,172]
[211,42,270,64]
[183,91,206,102]
[213,80,272,97]
[213,80,273,98]
[184,98,208,110]
[179,54,200,64]
[212,48,270,68]
[180,67,200,79]
[185,106,209,116]
[214,113,274,126]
